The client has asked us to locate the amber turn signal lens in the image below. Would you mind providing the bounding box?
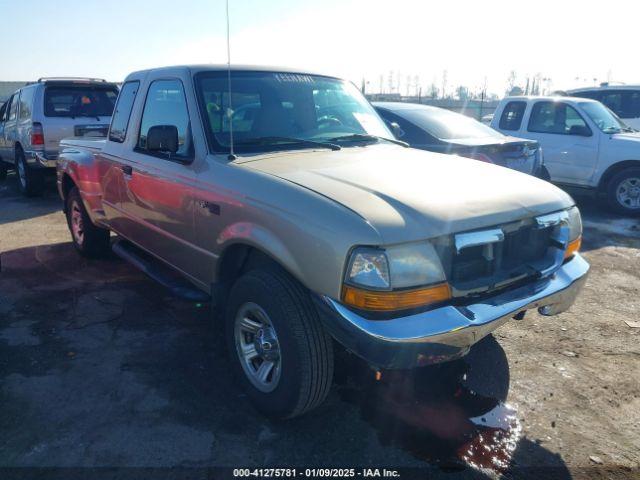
[342,283,452,312]
[564,237,582,259]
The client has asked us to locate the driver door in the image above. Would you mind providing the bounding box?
[524,101,599,185]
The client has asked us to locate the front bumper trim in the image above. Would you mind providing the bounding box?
[314,254,589,369]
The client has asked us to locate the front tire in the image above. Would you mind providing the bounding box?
[606,167,640,215]
[225,268,334,419]
[65,187,111,257]
[15,147,44,196]
[0,161,7,181]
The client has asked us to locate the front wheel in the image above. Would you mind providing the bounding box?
[65,187,111,257]
[225,268,334,419]
[606,167,640,215]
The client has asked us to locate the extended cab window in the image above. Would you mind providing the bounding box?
[499,101,526,131]
[528,101,590,135]
[137,79,193,159]
[109,81,139,143]
[44,85,118,118]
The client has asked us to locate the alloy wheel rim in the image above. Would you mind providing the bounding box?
[234,302,282,393]
[71,201,85,245]
[616,177,640,210]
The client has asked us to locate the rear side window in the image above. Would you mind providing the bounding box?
[109,81,139,143]
[44,85,118,117]
[499,101,526,131]
[528,101,590,135]
[600,91,640,118]
[137,79,192,159]
[18,87,35,120]
[8,94,19,121]
[0,101,7,121]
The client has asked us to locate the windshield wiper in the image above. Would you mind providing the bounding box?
[235,136,341,151]
[328,133,409,147]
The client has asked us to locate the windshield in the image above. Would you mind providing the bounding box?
[400,107,501,140]
[195,71,392,153]
[44,85,118,118]
[579,101,630,133]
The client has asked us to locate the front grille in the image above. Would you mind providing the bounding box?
[450,221,555,294]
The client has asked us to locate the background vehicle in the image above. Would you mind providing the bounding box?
[568,84,640,130]
[0,78,119,195]
[491,96,640,214]
[374,102,547,178]
[57,65,588,419]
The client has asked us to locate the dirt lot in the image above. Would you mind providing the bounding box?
[1,172,639,479]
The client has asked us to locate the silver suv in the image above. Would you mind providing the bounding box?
[0,78,119,196]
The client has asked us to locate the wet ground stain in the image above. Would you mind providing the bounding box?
[338,357,521,474]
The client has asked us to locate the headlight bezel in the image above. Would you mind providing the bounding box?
[344,242,447,292]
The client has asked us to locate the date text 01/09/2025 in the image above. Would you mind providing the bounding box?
[232,468,401,478]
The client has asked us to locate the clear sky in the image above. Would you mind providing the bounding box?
[0,0,638,96]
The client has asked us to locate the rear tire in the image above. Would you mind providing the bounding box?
[225,268,334,419]
[15,147,45,196]
[606,167,640,216]
[65,187,111,257]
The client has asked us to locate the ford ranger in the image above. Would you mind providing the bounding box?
[57,65,589,418]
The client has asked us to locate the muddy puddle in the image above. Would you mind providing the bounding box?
[338,357,521,474]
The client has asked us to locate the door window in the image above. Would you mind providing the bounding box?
[499,101,527,131]
[0,101,7,122]
[109,81,139,143]
[137,79,193,159]
[528,102,590,135]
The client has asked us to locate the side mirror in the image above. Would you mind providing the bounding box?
[147,125,179,153]
[388,121,405,139]
[568,124,592,137]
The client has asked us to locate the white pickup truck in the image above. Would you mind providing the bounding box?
[491,96,640,214]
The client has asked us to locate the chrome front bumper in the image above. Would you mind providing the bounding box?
[314,254,589,369]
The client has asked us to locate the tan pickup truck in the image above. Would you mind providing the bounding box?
[57,65,589,418]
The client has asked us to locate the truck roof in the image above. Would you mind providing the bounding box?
[124,64,339,82]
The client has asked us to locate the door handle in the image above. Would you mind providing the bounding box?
[121,165,133,176]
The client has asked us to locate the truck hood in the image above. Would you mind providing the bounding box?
[238,145,574,243]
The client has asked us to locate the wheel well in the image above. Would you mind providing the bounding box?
[61,174,77,207]
[214,244,286,308]
[598,160,640,191]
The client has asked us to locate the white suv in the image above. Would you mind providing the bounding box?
[0,78,119,196]
[568,85,640,130]
[491,96,640,215]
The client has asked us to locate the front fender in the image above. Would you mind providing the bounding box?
[216,222,304,287]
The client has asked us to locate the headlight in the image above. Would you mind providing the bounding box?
[343,243,450,312]
[565,206,582,259]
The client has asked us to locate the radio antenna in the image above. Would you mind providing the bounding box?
[225,0,236,160]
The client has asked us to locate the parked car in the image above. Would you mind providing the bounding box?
[57,65,588,419]
[0,78,119,195]
[567,84,640,130]
[374,102,548,178]
[491,96,640,214]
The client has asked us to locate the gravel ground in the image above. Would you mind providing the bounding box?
[1,172,639,479]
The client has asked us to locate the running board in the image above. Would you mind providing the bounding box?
[112,239,210,303]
